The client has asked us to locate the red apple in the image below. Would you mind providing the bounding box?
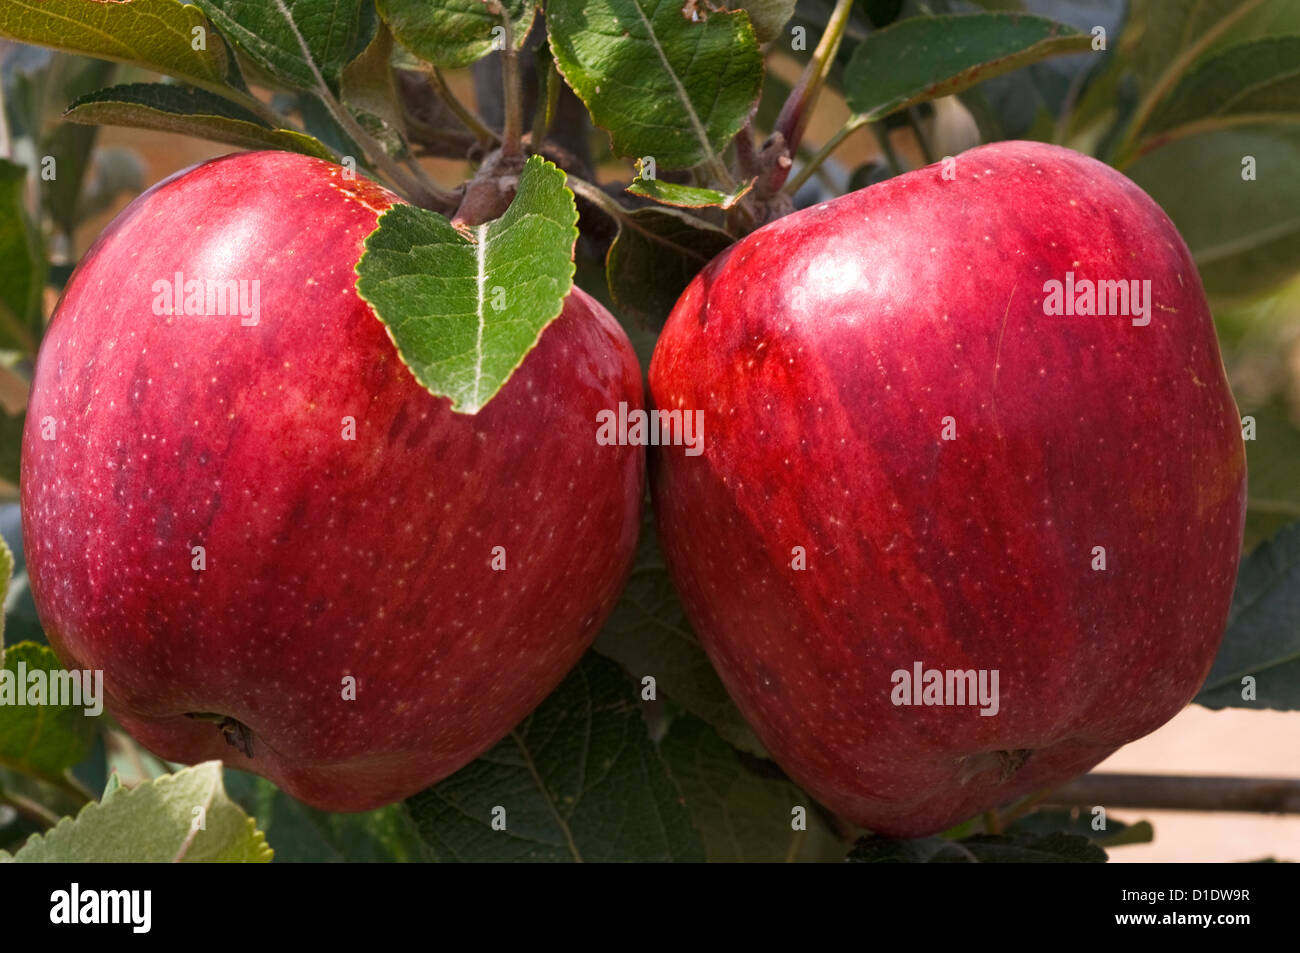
[21,150,644,811]
[649,140,1246,836]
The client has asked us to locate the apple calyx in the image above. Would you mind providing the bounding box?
[185,712,255,758]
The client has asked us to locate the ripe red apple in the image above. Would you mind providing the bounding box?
[21,151,644,811]
[649,140,1246,836]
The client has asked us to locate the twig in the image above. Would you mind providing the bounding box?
[270,0,456,209]
[49,772,93,806]
[0,790,61,829]
[761,0,856,195]
[568,175,640,228]
[784,114,868,195]
[498,8,524,159]
[1110,0,1266,164]
[1042,773,1300,814]
[568,175,726,254]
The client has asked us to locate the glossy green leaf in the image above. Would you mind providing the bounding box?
[356,155,578,414]
[625,174,753,210]
[193,0,362,91]
[2,761,272,862]
[65,83,336,159]
[404,653,704,862]
[378,0,534,69]
[547,0,763,169]
[843,13,1093,121]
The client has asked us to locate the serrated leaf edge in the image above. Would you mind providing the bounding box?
[6,762,272,863]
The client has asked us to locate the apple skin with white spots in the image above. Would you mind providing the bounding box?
[21,151,644,812]
[649,140,1246,837]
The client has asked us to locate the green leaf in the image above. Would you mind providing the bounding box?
[1241,403,1300,550]
[0,642,97,781]
[0,0,229,93]
[38,56,117,236]
[0,160,44,354]
[1126,124,1300,300]
[1006,808,1155,848]
[843,13,1093,121]
[224,770,427,861]
[404,653,705,862]
[1127,0,1267,96]
[848,831,1107,862]
[1,512,47,651]
[737,1,796,45]
[101,770,122,803]
[625,174,753,210]
[659,711,844,862]
[1143,36,1300,139]
[1214,0,1300,53]
[0,532,45,653]
[64,82,336,160]
[296,89,366,160]
[605,206,732,330]
[1195,522,1300,711]
[193,0,363,92]
[1095,820,1156,848]
[356,154,578,414]
[1,46,54,147]
[546,0,763,169]
[340,18,406,157]
[594,510,766,756]
[2,761,272,862]
[377,0,535,70]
